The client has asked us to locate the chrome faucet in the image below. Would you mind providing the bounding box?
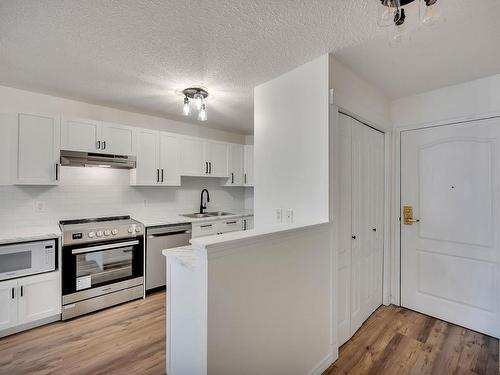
[200,189,210,214]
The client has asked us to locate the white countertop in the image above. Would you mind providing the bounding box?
[162,246,197,269]
[0,224,62,245]
[134,210,253,228]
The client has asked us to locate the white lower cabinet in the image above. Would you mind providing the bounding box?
[242,217,254,230]
[0,280,18,331]
[18,272,61,324]
[0,272,61,335]
[192,218,246,238]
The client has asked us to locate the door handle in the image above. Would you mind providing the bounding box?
[11,287,15,299]
[156,169,160,183]
[403,206,420,225]
[55,163,60,181]
[244,173,247,184]
[20,285,23,297]
[209,162,212,174]
[231,172,234,184]
[97,140,101,150]
[205,162,209,174]
[161,169,164,183]
[102,141,106,150]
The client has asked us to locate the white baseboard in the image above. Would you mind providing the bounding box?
[0,314,61,338]
[308,351,338,375]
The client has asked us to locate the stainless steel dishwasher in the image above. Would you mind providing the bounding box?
[146,223,192,291]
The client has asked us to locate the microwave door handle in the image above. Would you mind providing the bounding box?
[71,240,139,255]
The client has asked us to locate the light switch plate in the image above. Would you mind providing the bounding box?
[275,208,282,223]
[286,209,293,224]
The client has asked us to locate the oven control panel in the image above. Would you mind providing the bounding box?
[61,219,144,246]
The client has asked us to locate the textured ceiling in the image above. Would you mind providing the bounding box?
[0,1,499,134]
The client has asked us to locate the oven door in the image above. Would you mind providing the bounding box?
[62,238,143,296]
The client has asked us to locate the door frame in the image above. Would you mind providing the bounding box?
[330,104,392,309]
[392,112,500,306]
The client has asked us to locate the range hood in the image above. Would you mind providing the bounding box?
[60,150,136,169]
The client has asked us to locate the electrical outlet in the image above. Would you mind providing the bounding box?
[275,208,282,223]
[34,201,45,212]
[286,209,293,224]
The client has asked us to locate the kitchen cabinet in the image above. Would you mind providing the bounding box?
[180,136,229,178]
[61,117,134,155]
[0,280,18,331]
[0,272,60,335]
[243,217,254,231]
[192,217,245,238]
[243,145,254,186]
[131,129,180,186]
[18,272,60,324]
[226,144,244,186]
[12,113,60,185]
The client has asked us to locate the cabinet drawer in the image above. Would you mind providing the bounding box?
[218,219,243,233]
[192,222,218,238]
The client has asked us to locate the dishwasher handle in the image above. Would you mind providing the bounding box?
[147,230,191,239]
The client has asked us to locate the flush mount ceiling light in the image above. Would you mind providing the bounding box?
[181,87,209,121]
[378,0,444,46]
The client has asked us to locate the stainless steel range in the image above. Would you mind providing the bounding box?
[60,216,144,320]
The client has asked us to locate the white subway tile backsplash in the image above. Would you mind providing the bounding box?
[0,167,251,226]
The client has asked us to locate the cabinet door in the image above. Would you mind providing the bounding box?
[133,129,159,185]
[0,280,18,331]
[14,113,60,185]
[244,145,254,186]
[18,272,61,325]
[159,132,181,185]
[180,137,206,176]
[226,144,244,185]
[243,217,254,230]
[207,141,229,177]
[101,122,134,155]
[61,117,100,152]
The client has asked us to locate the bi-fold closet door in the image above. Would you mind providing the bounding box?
[337,113,385,346]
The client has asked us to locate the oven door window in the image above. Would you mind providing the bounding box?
[76,246,133,289]
[0,251,32,274]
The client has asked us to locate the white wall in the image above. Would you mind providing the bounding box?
[254,54,330,228]
[0,85,246,143]
[0,167,246,227]
[391,73,500,128]
[329,57,392,131]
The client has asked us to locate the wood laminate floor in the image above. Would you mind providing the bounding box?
[0,293,497,375]
[324,305,499,375]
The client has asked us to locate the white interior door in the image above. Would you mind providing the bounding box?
[337,114,384,346]
[401,117,500,338]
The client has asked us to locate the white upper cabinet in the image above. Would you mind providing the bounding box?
[226,143,244,185]
[100,122,134,155]
[244,145,254,186]
[159,132,181,185]
[61,117,100,152]
[61,117,134,155]
[206,140,229,178]
[13,113,60,185]
[132,128,159,185]
[179,136,229,178]
[131,129,180,186]
[180,136,206,176]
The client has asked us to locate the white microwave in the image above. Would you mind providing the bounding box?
[0,239,56,281]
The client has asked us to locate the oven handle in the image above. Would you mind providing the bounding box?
[71,240,140,255]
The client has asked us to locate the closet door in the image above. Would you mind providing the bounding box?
[337,114,384,346]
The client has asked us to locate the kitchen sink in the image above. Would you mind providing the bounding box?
[181,213,211,219]
[206,211,234,217]
[181,212,234,219]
